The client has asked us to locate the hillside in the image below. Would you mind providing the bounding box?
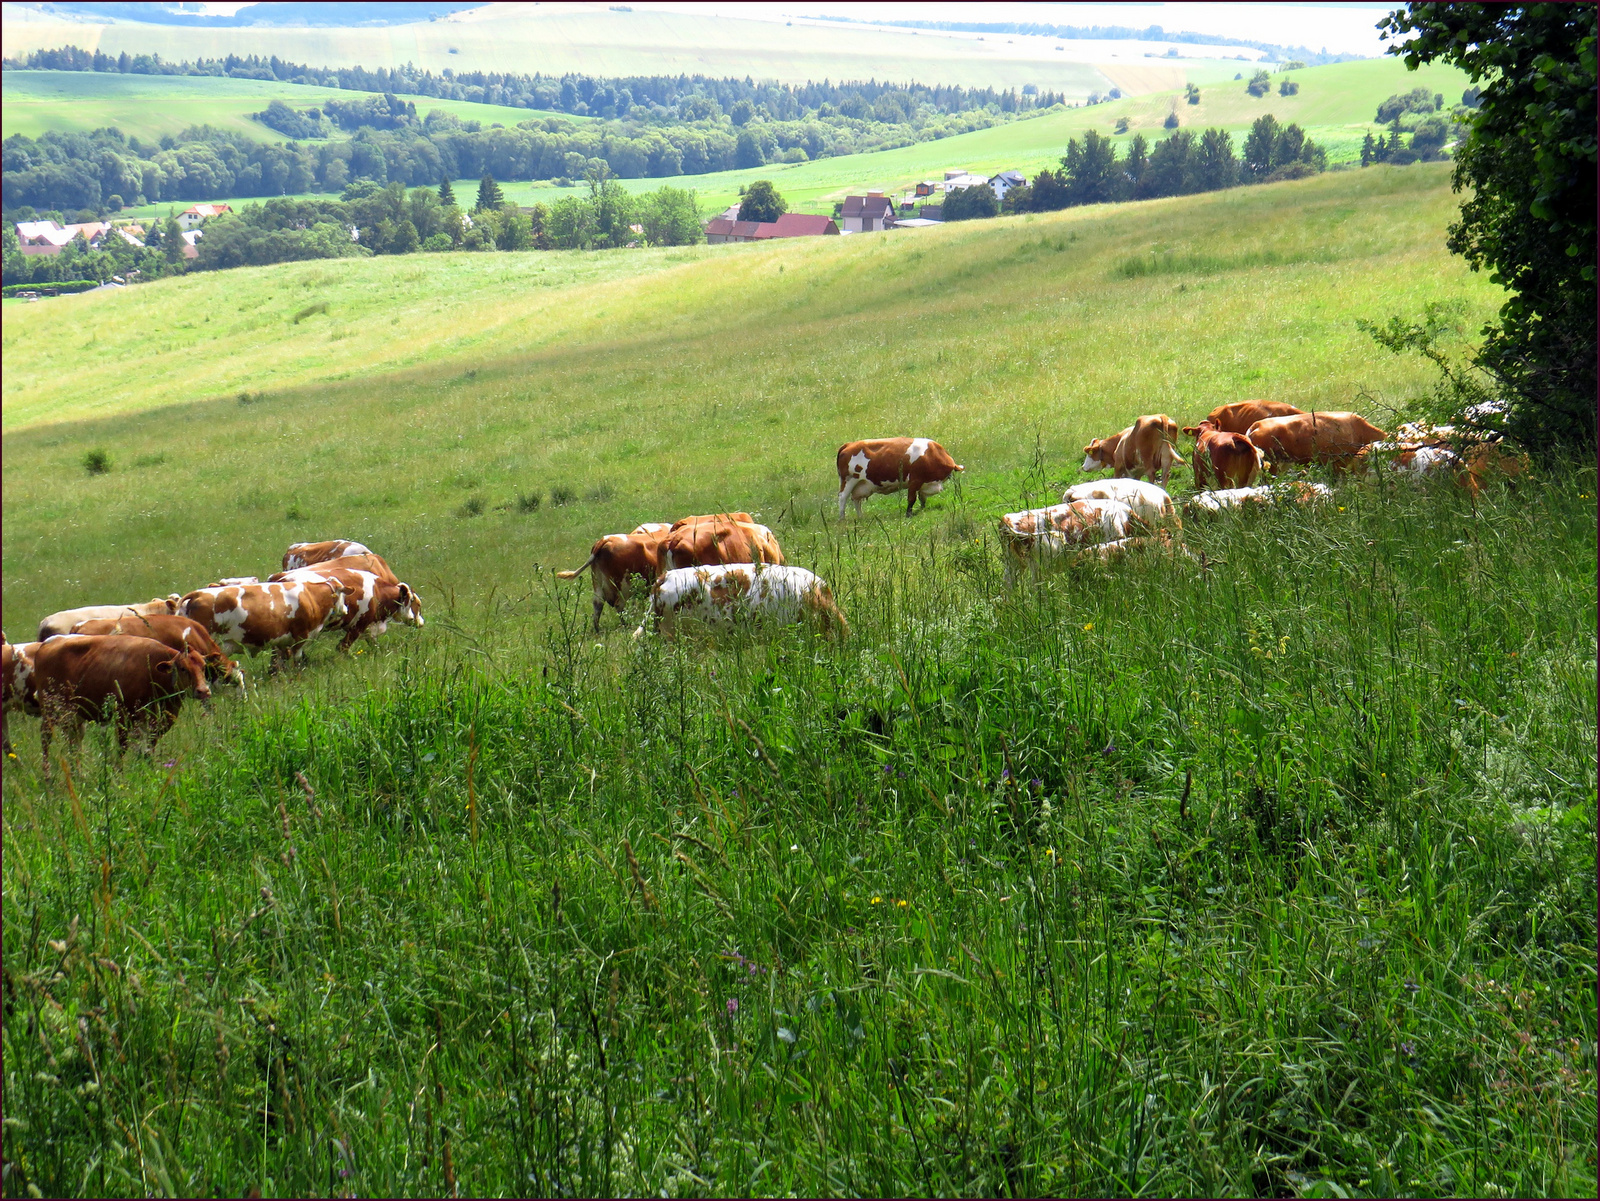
[0,68,578,143]
[2,164,1502,624]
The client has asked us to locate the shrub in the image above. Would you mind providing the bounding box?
[291,302,327,324]
[457,495,486,518]
[1279,79,1300,96]
[1164,111,1181,129]
[516,491,542,513]
[1114,117,1130,134]
[1247,69,1272,97]
[82,448,110,475]
[550,485,577,507]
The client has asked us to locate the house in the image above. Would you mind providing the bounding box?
[13,220,112,256]
[941,169,990,192]
[705,213,839,243]
[918,203,944,221]
[180,229,202,259]
[914,180,939,198]
[113,227,145,248]
[839,192,897,233]
[988,170,1027,202]
[177,204,231,230]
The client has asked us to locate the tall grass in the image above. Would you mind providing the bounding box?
[5,469,1593,1197]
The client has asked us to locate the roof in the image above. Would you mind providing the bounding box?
[15,220,61,240]
[841,195,896,218]
[706,214,839,239]
[894,218,943,228]
[182,204,232,217]
[991,170,1027,185]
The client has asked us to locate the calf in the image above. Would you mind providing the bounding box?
[1080,426,1132,474]
[1184,482,1332,514]
[38,597,179,641]
[32,635,210,773]
[68,613,244,688]
[1112,414,1186,486]
[1182,420,1268,489]
[558,528,673,632]
[1202,400,1303,434]
[1245,411,1387,474]
[282,540,373,571]
[662,517,785,572]
[179,580,347,667]
[635,565,848,641]
[1062,479,1179,527]
[837,438,964,517]
[998,499,1136,582]
[269,566,424,649]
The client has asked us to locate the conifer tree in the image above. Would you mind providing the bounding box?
[438,177,457,207]
[475,174,503,212]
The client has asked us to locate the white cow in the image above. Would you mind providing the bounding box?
[635,564,848,640]
[1062,479,1177,526]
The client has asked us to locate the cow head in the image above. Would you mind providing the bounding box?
[155,649,212,707]
[1081,438,1116,473]
[395,583,424,628]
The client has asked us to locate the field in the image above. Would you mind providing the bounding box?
[0,69,579,144]
[3,164,1595,1197]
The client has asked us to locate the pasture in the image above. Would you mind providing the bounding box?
[2,161,1595,1197]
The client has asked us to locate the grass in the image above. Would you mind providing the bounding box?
[3,161,1594,1196]
[1,69,579,146]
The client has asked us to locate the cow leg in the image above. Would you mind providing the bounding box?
[905,485,920,517]
[339,628,360,652]
[838,485,853,520]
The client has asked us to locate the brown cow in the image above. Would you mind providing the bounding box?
[3,641,44,756]
[32,635,210,773]
[1112,414,1186,486]
[179,580,347,667]
[37,597,179,641]
[282,540,373,571]
[68,613,244,687]
[1202,400,1304,434]
[322,553,399,584]
[1182,420,1268,489]
[1246,411,1388,474]
[837,438,964,517]
[670,513,754,529]
[661,518,784,573]
[1080,426,1132,474]
[268,566,424,649]
[558,527,674,632]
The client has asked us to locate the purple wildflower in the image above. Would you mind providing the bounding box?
[727,998,739,1016]
[163,760,177,768]
[1029,778,1043,794]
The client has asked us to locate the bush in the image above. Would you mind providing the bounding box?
[82,448,110,475]
[1279,79,1300,96]
[549,485,577,506]
[456,495,486,518]
[423,232,452,251]
[941,183,998,222]
[1163,111,1181,129]
[516,491,542,514]
[2,281,100,298]
[1247,69,1272,97]
[1114,117,1129,134]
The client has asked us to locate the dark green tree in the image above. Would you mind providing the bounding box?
[1360,130,1378,167]
[163,215,184,266]
[1028,165,1070,211]
[1194,127,1240,191]
[475,174,504,212]
[1062,130,1121,206]
[1142,131,1196,198]
[1120,134,1149,198]
[1246,69,1272,97]
[736,179,786,223]
[941,183,998,221]
[1242,114,1281,181]
[438,177,457,207]
[1378,2,1597,453]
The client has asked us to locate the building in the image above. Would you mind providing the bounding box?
[13,220,112,256]
[180,230,203,259]
[913,181,939,198]
[839,192,897,233]
[177,204,232,230]
[705,213,840,243]
[988,170,1028,202]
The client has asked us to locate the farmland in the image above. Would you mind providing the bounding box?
[2,163,1595,1197]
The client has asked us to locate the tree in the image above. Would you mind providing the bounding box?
[1163,110,1180,129]
[737,179,785,223]
[163,215,184,266]
[1242,114,1282,181]
[1360,130,1378,167]
[1120,134,1149,198]
[1062,130,1121,206]
[1246,69,1272,98]
[586,164,635,248]
[1378,2,1597,454]
[1185,83,1200,105]
[438,177,457,207]
[1027,165,1070,211]
[1141,130,1197,198]
[1278,78,1299,96]
[941,183,998,221]
[637,186,704,246]
[475,173,504,212]
[1194,127,1240,191]
[734,129,764,170]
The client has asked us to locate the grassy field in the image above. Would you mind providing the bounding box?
[3,162,1594,1197]
[1,68,579,144]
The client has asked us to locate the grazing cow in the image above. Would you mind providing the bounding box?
[1202,400,1304,434]
[1077,531,1192,563]
[32,635,210,773]
[1080,426,1132,474]
[635,565,848,641]
[1062,479,1179,527]
[206,576,261,588]
[1112,414,1186,486]
[269,566,424,649]
[558,527,674,632]
[998,499,1137,582]
[1184,482,1332,513]
[1182,420,1268,489]
[837,438,964,517]
[282,540,373,571]
[68,613,244,687]
[314,552,398,584]
[662,517,785,572]
[178,580,347,667]
[670,513,754,529]
[2,641,43,755]
[633,522,673,536]
[38,597,179,641]
[1246,411,1387,474]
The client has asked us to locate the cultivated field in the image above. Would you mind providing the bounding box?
[3,162,1595,1197]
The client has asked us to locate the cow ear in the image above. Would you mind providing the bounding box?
[397,583,410,603]
[154,660,173,677]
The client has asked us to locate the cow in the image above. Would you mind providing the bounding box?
[1077,531,1193,563]
[282,540,373,571]
[633,522,673,536]
[2,641,43,756]
[1112,414,1186,486]
[1062,479,1179,527]
[837,438,964,518]
[1182,420,1268,489]
[662,517,785,573]
[1245,411,1387,474]
[67,613,245,688]
[998,499,1137,582]
[558,527,674,632]
[32,635,210,774]
[205,577,261,588]
[37,597,179,642]
[1202,400,1304,434]
[269,566,424,650]
[634,565,849,642]
[178,580,347,667]
[1184,482,1332,513]
[1080,426,1131,474]
[670,513,754,529]
[314,552,398,584]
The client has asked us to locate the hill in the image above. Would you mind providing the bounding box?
[0,68,578,143]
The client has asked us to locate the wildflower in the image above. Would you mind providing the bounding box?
[871,896,883,904]
[1101,739,1116,755]
[1001,767,1011,781]
[1338,506,1346,511]
[163,760,177,768]
[726,998,739,1016]
[1045,848,1056,858]
[1029,778,1043,794]
[1400,1040,1417,1056]
[1082,622,1094,631]
[895,899,908,908]
[6,752,16,760]
[790,844,799,852]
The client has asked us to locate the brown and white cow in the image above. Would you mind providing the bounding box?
[32,635,210,772]
[68,613,244,687]
[1184,482,1333,514]
[997,499,1137,582]
[1081,426,1133,475]
[662,517,785,573]
[320,553,399,585]
[37,597,179,641]
[1202,400,1304,434]
[1246,411,1387,474]
[2,641,43,755]
[178,580,347,667]
[1112,414,1186,486]
[1182,420,1268,489]
[558,527,674,632]
[837,439,964,518]
[282,540,373,571]
[634,565,848,642]
[1061,479,1179,527]
[268,566,424,650]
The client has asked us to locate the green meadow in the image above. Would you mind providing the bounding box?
[2,163,1594,1197]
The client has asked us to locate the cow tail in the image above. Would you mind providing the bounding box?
[556,554,596,581]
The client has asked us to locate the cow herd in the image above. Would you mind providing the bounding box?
[3,540,423,771]
[3,405,1522,773]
